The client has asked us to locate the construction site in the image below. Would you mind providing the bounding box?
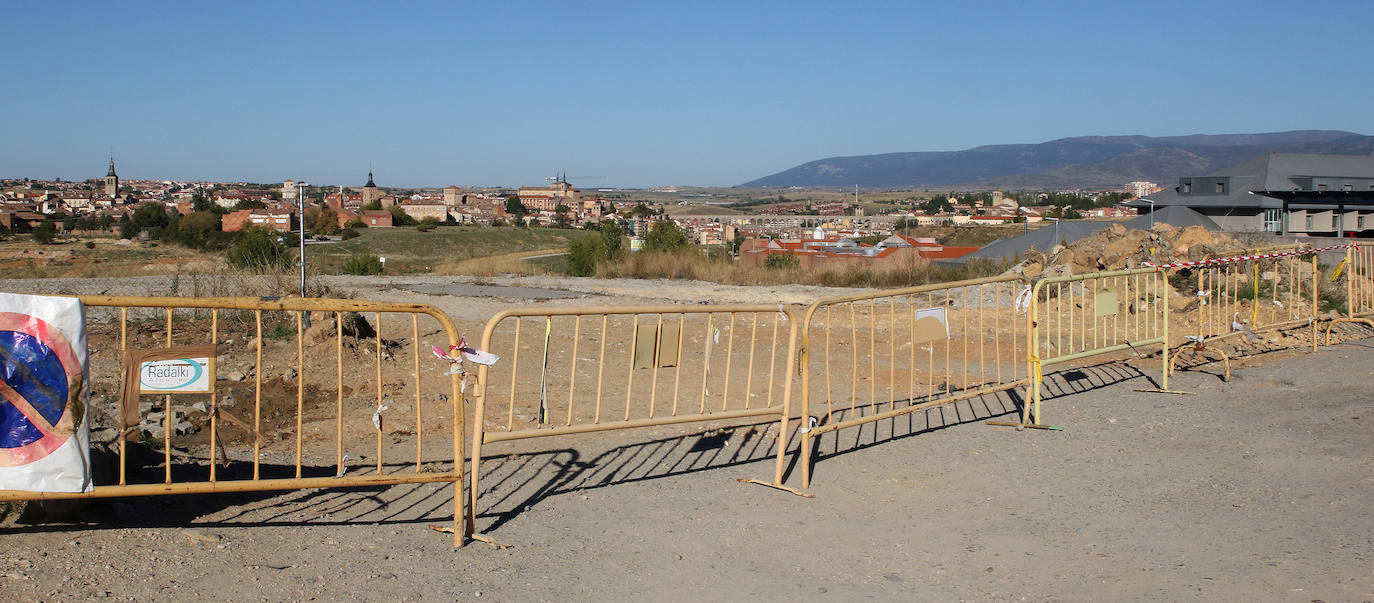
[1,228,1372,600]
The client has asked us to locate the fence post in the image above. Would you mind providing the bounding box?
[1347,244,1356,320]
[1161,269,1170,391]
[1312,254,1319,351]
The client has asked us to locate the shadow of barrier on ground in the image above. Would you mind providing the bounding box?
[1026,267,1170,426]
[795,275,1031,488]
[467,304,803,541]
[9,454,458,534]
[0,296,468,546]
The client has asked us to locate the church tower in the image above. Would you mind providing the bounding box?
[361,170,382,205]
[104,157,119,198]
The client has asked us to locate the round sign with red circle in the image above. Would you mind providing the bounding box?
[0,311,83,467]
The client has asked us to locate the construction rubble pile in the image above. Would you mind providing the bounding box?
[1008,223,1247,279]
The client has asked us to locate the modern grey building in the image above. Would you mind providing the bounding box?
[1134,153,1374,236]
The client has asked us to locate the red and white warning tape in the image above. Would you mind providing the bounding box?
[1142,243,1359,270]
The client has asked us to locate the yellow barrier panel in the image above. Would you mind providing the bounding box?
[0,296,469,546]
[468,304,801,539]
[1183,247,1319,352]
[1324,242,1374,343]
[1026,267,1169,425]
[795,275,1029,487]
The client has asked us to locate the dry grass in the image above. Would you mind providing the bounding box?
[597,250,1010,288]
[433,248,565,276]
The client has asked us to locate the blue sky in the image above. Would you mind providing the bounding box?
[3,0,1371,188]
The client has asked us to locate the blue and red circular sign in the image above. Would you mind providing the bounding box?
[0,312,82,467]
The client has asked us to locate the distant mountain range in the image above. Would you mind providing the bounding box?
[740,130,1374,190]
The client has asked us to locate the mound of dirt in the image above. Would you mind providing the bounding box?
[1008,223,1246,278]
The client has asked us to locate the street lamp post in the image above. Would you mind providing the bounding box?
[1147,198,1156,229]
[297,183,310,327]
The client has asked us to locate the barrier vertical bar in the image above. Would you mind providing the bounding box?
[253,310,262,481]
[209,309,218,482]
[164,308,173,484]
[296,311,304,478]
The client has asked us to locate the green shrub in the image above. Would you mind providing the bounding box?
[226,227,287,271]
[342,253,384,275]
[339,228,360,240]
[416,222,436,232]
[566,234,605,277]
[268,323,294,340]
[763,253,799,270]
[31,222,57,245]
[643,220,690,252]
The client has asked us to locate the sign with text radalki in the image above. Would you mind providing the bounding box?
[120,345,216,439]
[138,355,213,393]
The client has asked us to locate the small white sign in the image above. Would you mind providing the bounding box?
[139,357,212,393]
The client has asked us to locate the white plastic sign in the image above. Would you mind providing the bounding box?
[0,292,92,493]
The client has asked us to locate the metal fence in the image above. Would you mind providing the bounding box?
[1026,267,1170,425]
[0,296,469,546]
[468,304,801,537]
[1327,242,1374,341]
[795,275,1029,487]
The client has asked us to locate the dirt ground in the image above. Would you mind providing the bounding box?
[2,274,1373,600]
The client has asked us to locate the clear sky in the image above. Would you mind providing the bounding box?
[3,0,1371,189]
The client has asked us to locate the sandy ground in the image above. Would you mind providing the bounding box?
[2,274,1372,600]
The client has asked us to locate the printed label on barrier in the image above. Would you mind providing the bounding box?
[0,292,91,493]
[139,356,212,393]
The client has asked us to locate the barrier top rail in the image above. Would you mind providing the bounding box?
[798,273,1024,318]
[1142,243,1350,270]
[76,295,451,316]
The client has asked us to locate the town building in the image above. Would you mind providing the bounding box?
[738,234,979,268]
[1123,181,1160,199]
[1137,153,1374,236]
[221,209,296,232]
[396,199,449,222]
[443,185,465,207]
[361,172,384,205]
[104,158,119,198]
[282,179,299,201]
[517,175,580,212]
[359,209,393,227]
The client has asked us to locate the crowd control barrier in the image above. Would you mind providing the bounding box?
[0,296,469,546]
[1025,268,1170,426]
[468,304,801,538]
[1326,242,1374,342]
[795,275,1029,486]
[1143,245,1332,371]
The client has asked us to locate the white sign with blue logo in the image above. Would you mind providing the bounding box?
[139,357,212,393]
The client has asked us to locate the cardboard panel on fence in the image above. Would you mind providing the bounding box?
[1093,289,1118,318]
[658,323,681,368]
[912,307,951,344]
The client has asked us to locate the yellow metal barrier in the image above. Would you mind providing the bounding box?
[1182,244,1320,351]
[1026,267,1170,425]
[796,275,1029,487]
[0,296,469,546]
[468,304,801,539]
[1324,242,1374,343]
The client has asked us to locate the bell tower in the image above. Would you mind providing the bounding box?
[104,157,119,198]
